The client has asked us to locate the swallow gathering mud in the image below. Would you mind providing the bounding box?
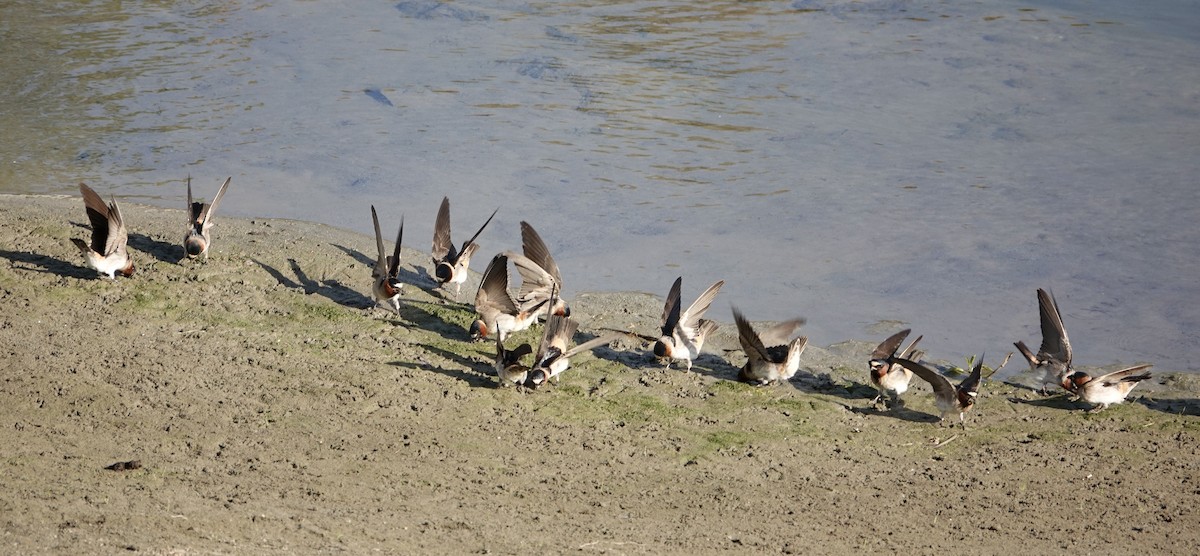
[65,182,1156,426]
[183,176,231,262]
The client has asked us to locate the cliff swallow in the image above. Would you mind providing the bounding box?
[653,277,725,371]
[523,314,620,388]
[70,183,135,279]
[868,329,924,409]
[1062,364,1153,413]
[506,221,570,318]
[183,176,231,261]
[494,335,533,389]
[893,355,985,429]
[732,307,807,386]
[471,253,544,341]
[370,205,404,314]
[1014,288,1073,395]
[431,196,498,299]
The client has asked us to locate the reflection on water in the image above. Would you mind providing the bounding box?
[2,0,1199,371]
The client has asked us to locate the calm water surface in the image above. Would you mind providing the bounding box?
[2,0,1198,372]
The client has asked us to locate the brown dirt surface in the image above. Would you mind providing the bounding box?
[2,194,1199,554]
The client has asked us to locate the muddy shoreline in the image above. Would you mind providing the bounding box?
[1,194,1197,554]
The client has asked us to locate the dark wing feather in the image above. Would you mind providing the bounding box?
[1036,289,1072,365]
[371,205,388,273]
[959,355,985,396]
[520,221,561,284]
[186,176,202,223]
[79,183,110,253]
[893,357,955,400]
[871,329,911,360]
[104,198,127,256]
[388,216,404,278]
[660,277,683,336]
[432,196,454,261]
[732,307,771,363]
[457,207,499,260]
[477,254,519,314]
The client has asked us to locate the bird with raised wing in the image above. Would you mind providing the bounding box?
[183,176,231,261]
[732,307,807,386]
[471,253,544,341]
[868,328,924,409]
[1014,288,1073,394]
[524,314,620,389]
[505,221,570,318]
[892,356,987,429]
[653,277,725,371]
[370,205,404,314]
[71,183,135,279]
[431,196,497,299]
[494,334,534,389]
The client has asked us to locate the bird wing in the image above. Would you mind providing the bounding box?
[959,356,985,396]
[679,280,725,332]
[388,216,404,278]
[432,196,454,261]
[520,221,562,284]
[893,357,955,400]
[1036,288,1072,366]
[563,332,622,359]
[505,250,557,308]
[199,177,231,228]
[756,317,805,349]
[476,254,519,315]
[899,334,923,360]
[370,205,388,276]
[660,277,683,337]
[104,198,128,257]
[456,207,499,262]
[79,183,111,253]
[535,314,578,366]
[871,329,911,360]
[732,307,771,364]
[186,176,202,224]
[1095,364,1153,386]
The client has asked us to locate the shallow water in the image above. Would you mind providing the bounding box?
[2,0,1198,371]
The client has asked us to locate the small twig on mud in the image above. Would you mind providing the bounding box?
[579,540,645,550]
[983,352,1014,379]
[933,435,959,448]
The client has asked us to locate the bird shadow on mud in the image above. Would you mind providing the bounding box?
[251,258,375,309]
[569,330,643,370]
[845,402,943,424]
[0,249,96,279]
[414,344,494,388]
[784,371,944,423]
[403,300,472,340]
[1007,394,1080,411]
[790,371,876,401]
[1000,378,1048,395]
[330,243,430,288]
[330,244,374,267]
[1135,397,1200,416]
[688,353,743,382]
[127,232,182,264]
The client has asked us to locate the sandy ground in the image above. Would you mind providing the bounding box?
[1,193,1198,554]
